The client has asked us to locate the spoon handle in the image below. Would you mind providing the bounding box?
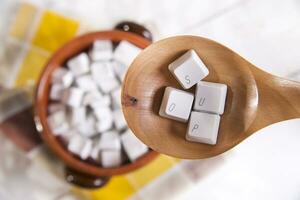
[248,67,300,134]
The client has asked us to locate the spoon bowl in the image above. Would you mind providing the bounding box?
[122,36,300,159]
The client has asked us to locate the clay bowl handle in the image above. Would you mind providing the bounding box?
[65,167,110,189]
[114,21,153,42]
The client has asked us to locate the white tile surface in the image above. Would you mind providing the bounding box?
[179,119,300,200]
[185,0,300,78]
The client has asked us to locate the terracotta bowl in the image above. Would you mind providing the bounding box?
[35,30,158,188]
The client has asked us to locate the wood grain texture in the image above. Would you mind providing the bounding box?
[122,36,300,159]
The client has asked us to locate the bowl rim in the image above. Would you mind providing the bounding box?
[35,30,158,177]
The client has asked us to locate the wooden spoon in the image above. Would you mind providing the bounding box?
[122,36,300,159]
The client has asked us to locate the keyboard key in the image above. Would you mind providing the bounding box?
[89,40,113,61]
[94,107,113,132]
[82,90,103,106]
[49,84,65,101]
[89,95,111,109]
[121,129,148,162]
[111,87,122,108]
[90,141,100,161]
[113,109,127,130]
[194,81,227,114]
[70,107,86,125]
[90,61,119,93]
[47,110,69,135]
[51,68,73,88]
[113,40,142,66]
[77,115,97,137]
[67,53,90,77]
[62,87,84,107]
[159,87,194,122]
[111,60,128,81]
[101,150,122,168]
[186,111,220,145]
[80,139,93,160]
[168,49,209,89]
[48,103,65,114]
[99,131,121,150]
[68,135,85,155]
[75,75,98,91]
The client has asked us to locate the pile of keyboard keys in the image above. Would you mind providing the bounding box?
[47,40,149,168]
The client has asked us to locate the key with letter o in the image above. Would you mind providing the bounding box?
[159,87,194,122]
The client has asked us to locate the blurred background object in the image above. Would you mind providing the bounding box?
[1,0,300,199]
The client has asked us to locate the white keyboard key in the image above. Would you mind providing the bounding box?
[96,118,113,133]
[94,107,113,132]
[159,87,194,122]
[49,84,65,101]
[90,95,111,109]
[82,90,110,108]
[80,139,93,160]
[68,135,85,155]
[97,78,119,94]
[62,87,84,107]
[82,90,102,106]
[99,131,121,150]
[121,129,148,162]
[89,40,113,61]
[91,62,119,93]
[70,107,86,125]
[75,75,98,91]
[93,106,112,121]
[101,150,122,168]
[77,115,98,137]
[47,110,69,135]
[48,103,65,114]
[90,141,100,161]
[113,40,142,66]
[194,81,227,115]
[111,60,128,81]
[91,61,115,80]
[186,111,220,145]
[113,109,127,130]
[67,53,90,77]
[111,87,122,108]
[169,49,209,89]
[52,68,73,88]
[60,129,77,142]
[54,123,69,135]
